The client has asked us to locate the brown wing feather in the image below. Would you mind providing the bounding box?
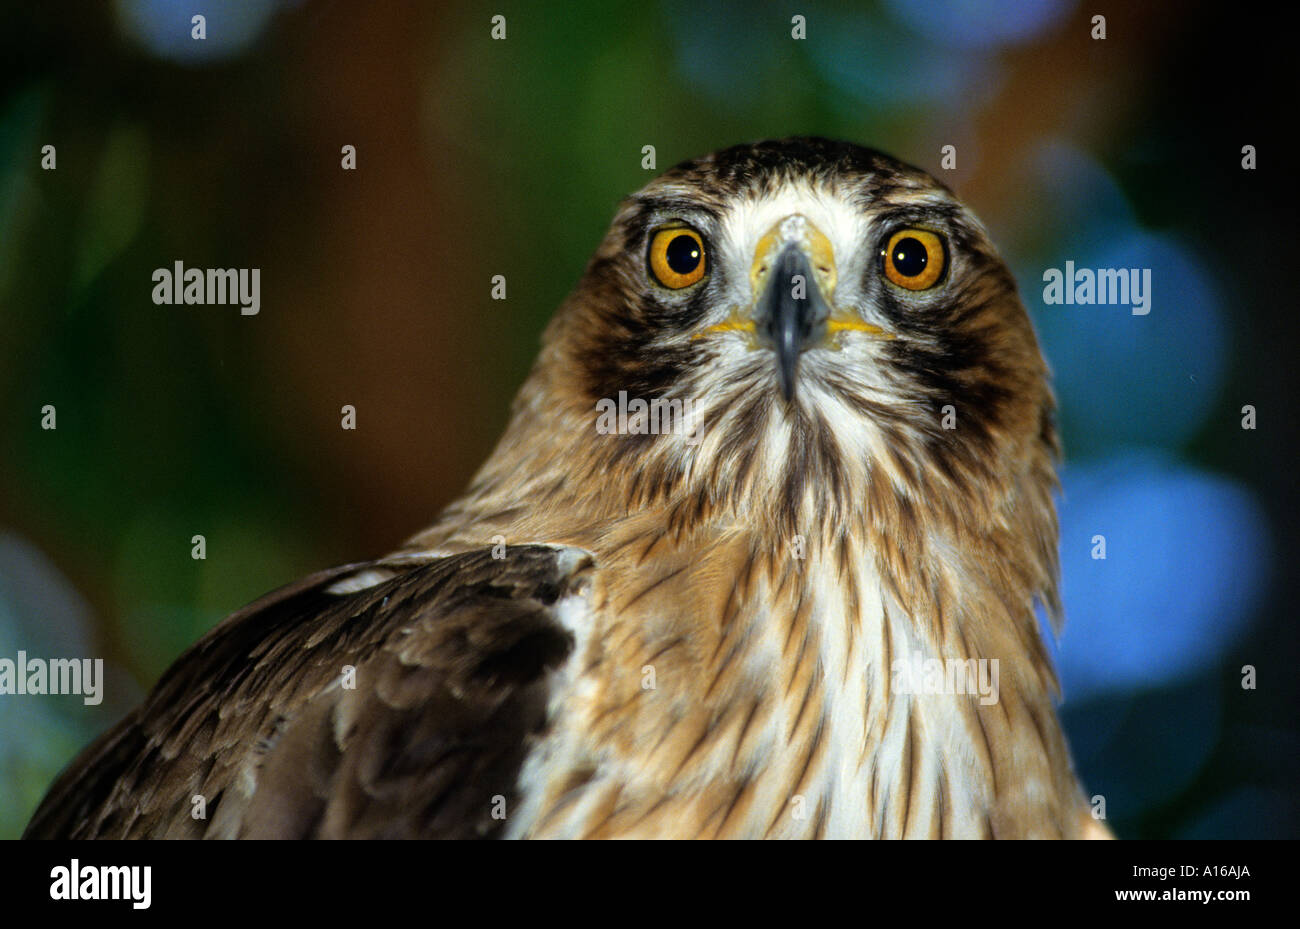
[24,546,593,839]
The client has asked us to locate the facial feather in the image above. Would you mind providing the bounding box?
[401,138,1089,838]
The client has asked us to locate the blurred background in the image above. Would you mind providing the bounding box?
[1,0,1296,839]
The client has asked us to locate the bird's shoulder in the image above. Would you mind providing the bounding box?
[24,544,596,839]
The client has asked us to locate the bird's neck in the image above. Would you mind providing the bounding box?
[400,384,1081,835]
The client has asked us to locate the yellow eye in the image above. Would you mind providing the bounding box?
[648,227,707,289]
[881,228,946,291]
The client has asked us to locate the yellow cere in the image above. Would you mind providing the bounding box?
[694,215,897,343]
[748,215,838,299]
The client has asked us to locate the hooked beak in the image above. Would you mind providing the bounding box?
[755,242,832,402]
[690,213,889,399]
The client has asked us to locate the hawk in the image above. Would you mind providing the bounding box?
[27,138,1104,839]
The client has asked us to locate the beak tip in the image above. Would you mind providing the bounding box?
[757,242,828,406]
[777,359,798,403]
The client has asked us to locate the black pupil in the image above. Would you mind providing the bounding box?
[665,234,701,275]
[892,237,928,277]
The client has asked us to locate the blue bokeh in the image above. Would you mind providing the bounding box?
[1049,450,1270,702]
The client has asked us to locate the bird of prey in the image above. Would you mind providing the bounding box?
[27,137,1105,840]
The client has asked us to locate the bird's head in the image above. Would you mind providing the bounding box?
[516,139,1056,595]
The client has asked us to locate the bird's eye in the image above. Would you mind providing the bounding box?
[881,228,946,291]
[648,227,707,289]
